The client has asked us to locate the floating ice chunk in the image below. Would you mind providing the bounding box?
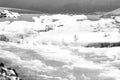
[72,14,88,21]
[3,10,20,18]
[114,16,120,23]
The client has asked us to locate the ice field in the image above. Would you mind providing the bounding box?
[0,13,120,80]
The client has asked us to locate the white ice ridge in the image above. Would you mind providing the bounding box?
[0,14,120,46]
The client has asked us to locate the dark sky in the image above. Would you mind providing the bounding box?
[0,0,120,13]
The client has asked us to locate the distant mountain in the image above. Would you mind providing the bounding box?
[104,8,120,16]
[94,8,120,18]
[0,7,42,14]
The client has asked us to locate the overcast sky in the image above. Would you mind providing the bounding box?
[0,0,120,13]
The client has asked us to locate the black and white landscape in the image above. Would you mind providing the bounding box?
[0,0,120,80]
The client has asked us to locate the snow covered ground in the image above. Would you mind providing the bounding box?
[0,14,120,80]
